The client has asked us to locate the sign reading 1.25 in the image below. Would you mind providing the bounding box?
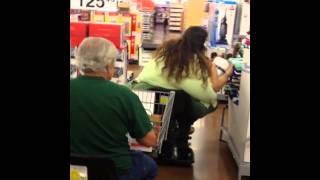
[71,0,118,11]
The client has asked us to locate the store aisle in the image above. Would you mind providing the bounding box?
[145,24,181,45]
[156,105,238,180]
[129,25,238,180]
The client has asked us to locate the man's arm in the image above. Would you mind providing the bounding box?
[136,129,157,147]
[127,91,158,147]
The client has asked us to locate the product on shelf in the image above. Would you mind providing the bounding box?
[155,5,169,24]
[70,22,88,48]
[113,67,124,78]
[70,9,131,84]
[92,11,105,23]
[135,13,143,33]
[105,12,121,23]
[139,0,156,11]
[118,0,130,8]
[229,57,244,71]
[208,1,238,47]
[239,2,250,36]
[151,114,162,123]
[89,23,125,49]
[241,31,250,48]
[70,165,87,180]
[120,14,133,36]
[126,36,139,60]
[78,10,91,21]
[206,43,227,58]
[70,10,81,22]
[103,12,141,61]
[131,14,137,33]
[105,12,137,37]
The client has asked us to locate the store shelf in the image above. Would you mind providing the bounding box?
[156,19,166,23]
[169,3,184,32]
[169,17,182,22]
[169,22,181,26]
[138,43,158,66]
[169,13,182,17]
[170,8,184,13]
[168,26,182,31]
[170,3,184,9]
[139,48,154,66]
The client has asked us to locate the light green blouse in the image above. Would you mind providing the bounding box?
[136,60,218,108]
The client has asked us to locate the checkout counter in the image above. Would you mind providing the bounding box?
[221,48,250,180]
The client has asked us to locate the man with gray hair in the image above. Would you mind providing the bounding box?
[70,37,158,180]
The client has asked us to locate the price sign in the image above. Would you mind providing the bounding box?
[71,0,118,12]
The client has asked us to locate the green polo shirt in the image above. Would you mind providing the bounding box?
[70,76,152,175]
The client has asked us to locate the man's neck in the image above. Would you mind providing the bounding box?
[83,72,106,80]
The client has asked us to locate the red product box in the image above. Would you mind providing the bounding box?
[108,12,119,16]
[89,23,124,49]
[130,14,137,32]
[140,0,155,11]
[122,13,137,32]
[70,22,88,47]
[130,36,136,57]
[126,36,137,59]
[70,9,81,15]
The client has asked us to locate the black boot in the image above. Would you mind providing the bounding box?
[175,135,194,164]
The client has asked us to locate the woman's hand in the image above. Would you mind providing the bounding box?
[209,62,233,92]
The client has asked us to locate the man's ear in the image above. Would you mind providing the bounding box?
[105,64,110,72]
[105,64,114,80]
[105,64,114,72]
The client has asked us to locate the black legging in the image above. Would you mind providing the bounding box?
[150,88,215,147]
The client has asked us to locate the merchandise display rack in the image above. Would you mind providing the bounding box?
[138,42,158,67]
[169,3,184,32]
[70,20,129,84]
[141,11,155,41]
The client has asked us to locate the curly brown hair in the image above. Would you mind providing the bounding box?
[154,26,211,87]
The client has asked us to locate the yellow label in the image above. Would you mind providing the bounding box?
[160,96,169,104]
[94,15,105,22]
[105,14,121,23]
[136,14,143,33]
[70,169,80,180]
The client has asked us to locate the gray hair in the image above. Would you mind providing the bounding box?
[76,37,119,71]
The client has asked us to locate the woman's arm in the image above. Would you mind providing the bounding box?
[209,63,233,92]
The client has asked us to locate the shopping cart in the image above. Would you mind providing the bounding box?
[128,90,175,156]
